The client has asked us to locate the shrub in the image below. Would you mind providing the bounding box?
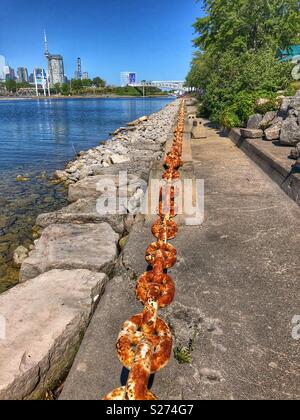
[220,109,241,128]
[187,50,293,127]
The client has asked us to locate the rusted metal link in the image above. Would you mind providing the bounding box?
[116,313,173,373]
[151,217,178,241]
[145,241,177,269]
[136,272,175,308]
[104,100,186,400]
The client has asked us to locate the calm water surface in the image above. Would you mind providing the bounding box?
[0,97,173,291]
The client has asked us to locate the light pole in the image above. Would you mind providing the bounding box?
[34,68,38,97]
[46,70,51,97]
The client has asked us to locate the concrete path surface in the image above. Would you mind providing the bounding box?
[60,124,300,400]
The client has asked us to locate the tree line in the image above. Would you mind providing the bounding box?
[187,0,300,127]
[1,77,167,97]
[0,77,106,95]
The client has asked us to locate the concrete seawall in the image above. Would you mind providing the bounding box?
[0,100,181,400]
[225,127,300,207]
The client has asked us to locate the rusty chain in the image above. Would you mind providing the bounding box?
[103,100,186,401]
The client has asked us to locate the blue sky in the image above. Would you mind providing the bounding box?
[0,0,204,85]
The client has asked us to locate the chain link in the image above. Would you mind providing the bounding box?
[104,100,186,400]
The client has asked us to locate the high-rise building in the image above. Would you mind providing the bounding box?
[29,73,35,84]
[74,57,82,80]
[4,65,15,81]
[44,31,65,86]
[82,72,89,80]
[17,67,29,83]
[121,72,137,87]
[0,55,6,81]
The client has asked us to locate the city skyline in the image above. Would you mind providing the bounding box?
[0,0,202,85]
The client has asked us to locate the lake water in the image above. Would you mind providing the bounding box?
[0,97,173,292]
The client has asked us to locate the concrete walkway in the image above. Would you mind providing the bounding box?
[60,124,300,400]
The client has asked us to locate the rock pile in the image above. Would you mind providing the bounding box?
[54,102,180,185]
[242,91,300,161]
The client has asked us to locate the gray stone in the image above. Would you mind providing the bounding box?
[68,174,141,202]
[109,154,131,165]
[247,114,263,130]
[290,90,300,110]
[65,166,77,174]
[260,111,277,129]
[279,117,300,146]
[280,97,293,113]
[240,128,264,139]
[12,246,28,268]
[54,170,68,182]
[264,124,282,141]
[20,223,119,282]
[290,143,300,160]
[0,269,108,400]
[36,198,126,234]
[288,108,299,118]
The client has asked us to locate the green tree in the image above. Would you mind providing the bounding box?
[82,78,93,88]
[5,79,17,93]
[71,79,83,93]
[53,83,61,94]
[92,77,106,88]
[187,0,299,127]
[17,81,30,88]
[61,83,70,96]
[194,0,300,55]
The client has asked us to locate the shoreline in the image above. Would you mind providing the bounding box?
[0,94,175,102]
[0,99,181,400]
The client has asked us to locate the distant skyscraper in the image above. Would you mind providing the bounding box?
[75,57,82,80]
[0,55,6,81]
[44,31,65,86]
[121,72,137,87]
[4,65,15,81]
[82,72,89,80]
[17,67,29,83]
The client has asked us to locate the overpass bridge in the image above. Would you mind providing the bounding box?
[129,80,189,92]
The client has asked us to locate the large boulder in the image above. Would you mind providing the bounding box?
[36,198,125,234]
[247,114,263,130]
[279,117,300,146]
[290,143,300,160]
[290,91,300,110]
[20,223,119,282]
[260,111,277,129]
[68,174,142,203]
[0,269,108,400]
[264,123,282,141]
[278,97,293,117]
[264,118,283,141]
[240,128,264,139]
[109,154,131,165]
